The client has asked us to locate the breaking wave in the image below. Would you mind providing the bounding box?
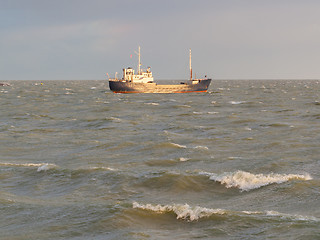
[132,202,319,222]
[169,142,187,149]
[0,162,58,172]
[199,171,312,191]
[36,163,57,172]
[194,145,209,150]
[86,166,117,171]
[133,202,226,221]
[0,162,117,173]
[229,101,246,105]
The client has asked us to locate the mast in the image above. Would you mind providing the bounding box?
[138,46,141,75]
[189,49,192,80]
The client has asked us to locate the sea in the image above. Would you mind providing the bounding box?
[0,79,319,240]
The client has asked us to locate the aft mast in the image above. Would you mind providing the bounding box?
[189,49,192,80]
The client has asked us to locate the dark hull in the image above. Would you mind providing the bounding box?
[109,79,211,93]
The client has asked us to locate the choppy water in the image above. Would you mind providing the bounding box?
[1,80,320,239]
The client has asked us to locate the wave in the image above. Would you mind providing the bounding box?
[194,145,209,150]
[132,202,319,222]
[0,162,58,172]
[168,142,208,150]
[145,102,159,106]
[169,142,187,149]
[133,202,226,221]
[36,163,58,172]
[229,101,246,105]
[265,210,319,222]
[199,171,312,191]
[0,162,117,173]
[179,157,190,162]
[86,166,117,171]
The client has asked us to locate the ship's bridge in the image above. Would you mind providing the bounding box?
[123,67,154,83]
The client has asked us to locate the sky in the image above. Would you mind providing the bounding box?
[1,0,320,80]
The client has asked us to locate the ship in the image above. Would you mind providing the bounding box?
[108,47,211,93]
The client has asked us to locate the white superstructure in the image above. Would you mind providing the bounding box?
[119,46,154,83]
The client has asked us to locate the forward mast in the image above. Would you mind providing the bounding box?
[122,46,153,83]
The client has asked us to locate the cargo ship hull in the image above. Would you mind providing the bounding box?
[109,79,211,93]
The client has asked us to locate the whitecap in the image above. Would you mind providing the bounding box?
[179,157,190,162]
[199,171,312,191]
[228,157,242,160]
[133,202,319,222]
[145,102,159,106]
[229,101,246,105]
[194,146,209,150]
[37,163,57,172]
[170,142,187,148]
[132,202,226,221]
[107,117,122,122]
[0,162,57,171]
[193,111,204,115]
[265,210,319,222]
[88,166,117,171]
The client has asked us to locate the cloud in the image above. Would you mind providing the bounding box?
[0,19,137,79]
[1,0,320,79]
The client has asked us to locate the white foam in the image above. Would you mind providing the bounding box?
[133,202,319,222]
[170,142,187,149]
[107,117,122,122]
[228,157,242,160]
[133,202,226,221]
[179,157,190,162]
[200,171,312,191]
[37,163,56,172]
[193,111,204,115]
[229,101,246,105]
[194,146,209,150]
[0,162,57,171]
[88,166,117,171]
[178,104,191,108]
[265,210,319,222]
[145,102,159,106]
